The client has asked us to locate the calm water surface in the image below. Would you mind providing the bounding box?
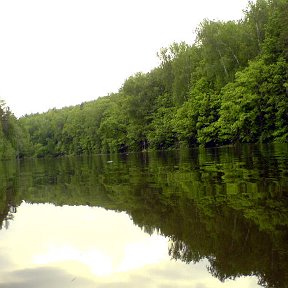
[0,144,287,288]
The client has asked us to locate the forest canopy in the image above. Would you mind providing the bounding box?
[1,0,288,158]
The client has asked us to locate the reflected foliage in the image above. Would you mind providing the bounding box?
[0,144,288,287]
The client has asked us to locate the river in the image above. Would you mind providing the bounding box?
[0,144,287,287]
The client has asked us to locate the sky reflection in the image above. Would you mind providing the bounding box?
[0,202,260,288]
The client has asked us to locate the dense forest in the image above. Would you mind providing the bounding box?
[1,0,288,158]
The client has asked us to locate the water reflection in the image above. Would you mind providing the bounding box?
[0,144,287,287]
[0,202,259,288]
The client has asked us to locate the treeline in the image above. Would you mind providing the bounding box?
[13,0,288,157]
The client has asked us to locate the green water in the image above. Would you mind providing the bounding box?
[0,144,287,287]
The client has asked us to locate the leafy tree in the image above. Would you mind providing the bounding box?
[98,94,128,153]
[120,70,165,150]
[243,0,270,53]
[0,100,31,159]
[196,19,258,90]
[148,93,177,149]
[218,57,287,143]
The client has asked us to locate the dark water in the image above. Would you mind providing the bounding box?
[0,144,287,288]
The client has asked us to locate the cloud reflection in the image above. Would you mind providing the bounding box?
[0,267,96,288]
[0,203,261,288]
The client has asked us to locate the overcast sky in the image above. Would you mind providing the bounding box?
[0,0,251,117]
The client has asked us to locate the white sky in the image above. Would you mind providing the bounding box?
[0,0,251,117]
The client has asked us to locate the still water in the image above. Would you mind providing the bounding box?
[0,144,287,287]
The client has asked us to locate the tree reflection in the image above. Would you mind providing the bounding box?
[0,144,287,287]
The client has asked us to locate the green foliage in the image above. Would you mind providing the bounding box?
[120,70,165,150]
[172,79,221,146]
[218,57,287,143]
[98,94,128,153]
[243,0,270,53]
[17,0,288,157]
[157,42,200,106]
[0,101,32,159]
[172,99,198,146]
[148,93,177,150]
